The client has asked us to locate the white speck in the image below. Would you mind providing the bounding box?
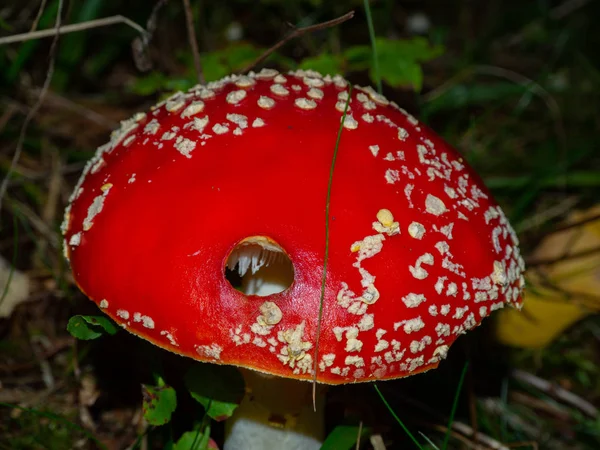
[346,338,363,352]
[196,343,222,360]
[174,136,196,158]
[235,75,255,88]
[83,186,111,231]
[440,305,451,315]
[256,68,278,79]
[369,145,380,157]
[435,241,450,255]
[479,306,488,317]
[69,232,81,246]
[362,113,374,123]
[253,337,267,347]
[453,306,469,320]
[444,185,457,199]
[294,98,317,110]
[90,158,105,174]
[435,276,447,295]
[446,283,458,296]
[133,313,155,329]
[375,340,389,352]
[409,253,434,280]
[345,355,365,367]
[410,336,432,354]
[398,128,409,140]
[274,74,287,83]
[358,314,374,331]
[160,330,178,346]
[395,317,425,334]
[252,118,265,128]
[226,90,247,104]
[385,169,400,184]
[181,101,205,118]
[402,293,426,308]
[363,86,389,105]
[161,131,176,141]
[116,309,129,320]
[257,96,275,109]
[166,99,185,112]
[303,76,325,88]
[333,74,348,88]
[199,89,215,100]
[226,113,248,129]
[123,135,136,147]
[429,305,438,316]
[342,114,358,130]
[307,88,324,100]
[190,116,209,133]
[408,222,425,239]
[270,84,289,96]
[440,223,454,239]
[99,299,108,308]
[435,323,451,337]
[212,123,229,134]
[404,184,415,208]
[425,194,447,215]
[128,174,136,184]
[491,260,508,286]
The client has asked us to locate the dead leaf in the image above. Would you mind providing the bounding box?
[496,205,600,348]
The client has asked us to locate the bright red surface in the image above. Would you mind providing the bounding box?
[64,71,524,384]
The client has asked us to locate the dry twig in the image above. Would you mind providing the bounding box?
[0,15,148,46]
[182,0,205,84]
[241,10,355,73]
[512,369,599,418]
[0,0,64,217]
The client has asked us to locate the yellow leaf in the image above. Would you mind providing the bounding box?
[496,206,600,348]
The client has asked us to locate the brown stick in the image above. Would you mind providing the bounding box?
[241,10,355,74]
[0,15,147,46]
[0,0,64,217]
[182,0,205,84]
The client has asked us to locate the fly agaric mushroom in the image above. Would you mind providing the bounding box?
[62,68,525,449]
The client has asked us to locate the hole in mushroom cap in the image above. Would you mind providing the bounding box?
[224,236,294,296]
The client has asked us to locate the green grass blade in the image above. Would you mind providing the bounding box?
[373,383,424,449]
[312,86,353,402]
[363,0,382,94]
[441,361,469,450]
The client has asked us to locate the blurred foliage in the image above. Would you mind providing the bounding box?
[1,0,600,448]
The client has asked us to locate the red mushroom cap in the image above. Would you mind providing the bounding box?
[62,69,525,384]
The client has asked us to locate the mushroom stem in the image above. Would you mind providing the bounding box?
[224,369,327,450]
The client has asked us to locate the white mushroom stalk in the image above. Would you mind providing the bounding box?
[224,370,325,450]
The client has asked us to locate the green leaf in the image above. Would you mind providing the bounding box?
[142,384,177,426]
[173,425,213,450]
[321,425,371,450]
[184,364,245,421]
[66,315,118,340]
[344,38,444,91]
[299,53,344,76]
